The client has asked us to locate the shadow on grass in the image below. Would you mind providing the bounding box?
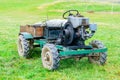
[29,48,41,59]
[58,58,95,71]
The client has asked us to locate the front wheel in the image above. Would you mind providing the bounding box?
[41,44,60,70]
[88,40,107,65]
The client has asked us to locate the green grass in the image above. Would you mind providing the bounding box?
[0,0,120,80]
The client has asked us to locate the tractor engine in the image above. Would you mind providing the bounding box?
[44,10,97,48]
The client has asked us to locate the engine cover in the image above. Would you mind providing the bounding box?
[68,16,89,28]
[46,19,67,27]
[44,19,67,40]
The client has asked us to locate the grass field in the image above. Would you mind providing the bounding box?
[0,0,120,80]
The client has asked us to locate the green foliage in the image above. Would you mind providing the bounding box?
[0,0,120,80]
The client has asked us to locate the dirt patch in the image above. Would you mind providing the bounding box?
[37,1,65,10]
[95,12,120,14]
[86,11,120,14]
[48,10,64,13]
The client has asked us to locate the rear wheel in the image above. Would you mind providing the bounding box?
[41,44,60,70]
[18,35,33,58]
[88,40,107,65]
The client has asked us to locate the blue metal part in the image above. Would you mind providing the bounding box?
[89,23,97,31]
[19,32,33,39]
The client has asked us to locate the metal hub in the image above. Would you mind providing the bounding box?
[44,51,52,66]
[91,48,100,61]
[18,38,24,56]
[90,53,100,61]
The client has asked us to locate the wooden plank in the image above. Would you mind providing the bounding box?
[20,25,44,37]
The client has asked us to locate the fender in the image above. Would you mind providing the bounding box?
[19,32,33,39]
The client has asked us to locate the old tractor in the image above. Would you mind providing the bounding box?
[18,10,107,70]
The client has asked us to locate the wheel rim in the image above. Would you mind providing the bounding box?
[42,47,53,69]
[18,37,24,56]
[44,51,52,66]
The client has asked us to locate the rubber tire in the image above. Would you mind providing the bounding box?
[88,40,107,65]
[41,44,60,70]
[18,35,32,58]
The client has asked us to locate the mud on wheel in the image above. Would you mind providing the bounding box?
[18,35,33,58]
[41,44,60,70]
[88,40,107,65]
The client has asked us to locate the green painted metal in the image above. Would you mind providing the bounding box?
[20,32,33,39]
[56,45,64,50]
[34,40,65,50]
[59,48,107,56]
[34,39,107,57]
[34,40,46,48]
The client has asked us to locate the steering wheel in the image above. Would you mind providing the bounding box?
[63,10,80,19]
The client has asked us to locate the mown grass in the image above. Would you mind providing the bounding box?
[0,0,120,80]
